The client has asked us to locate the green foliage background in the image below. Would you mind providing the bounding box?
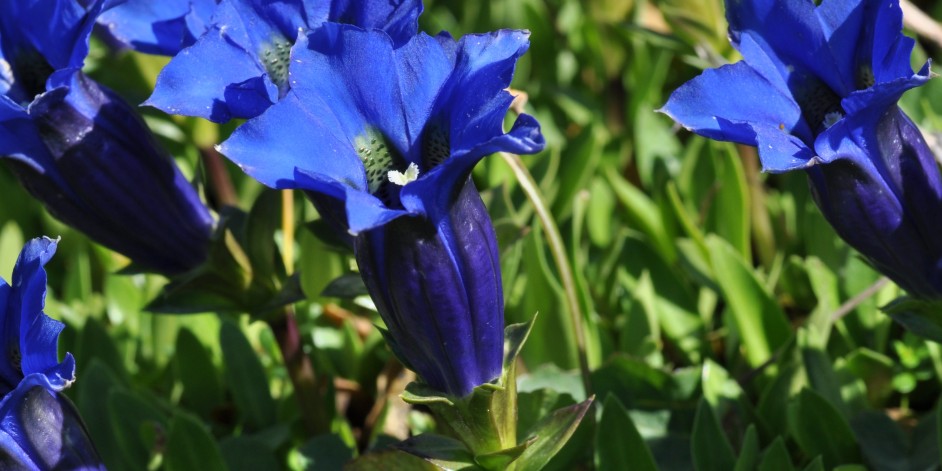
[4,0,942,469]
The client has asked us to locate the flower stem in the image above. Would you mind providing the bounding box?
[200,146,238,207]
[269,307,329,434]
[499,152,593,396]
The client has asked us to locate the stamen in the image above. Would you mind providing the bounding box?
[388,162,420,186]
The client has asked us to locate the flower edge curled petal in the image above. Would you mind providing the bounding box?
[659,61,805,148]
[12,238,75,389]
[399,113,543,221]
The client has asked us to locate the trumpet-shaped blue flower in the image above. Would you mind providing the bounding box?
[661,0,942,298]
[145,0,423,123]
[96,0,218,56]
[1,0,214,275]
[0,238,104,470]
[219,25,544,396]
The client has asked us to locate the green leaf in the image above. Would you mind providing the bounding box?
[707,235,791,371]
[164,413,228,471]
[514,397,594,471]
[175,328,223,415]
[849,411,907,471]
[295,434,356,471]
[220,437,280,471]
[76,360,125,470]
[691,399,736,471]
[734,426,760,471]
[108,389,167,469]
[597,395,656,471]
[606,165,676,262]
[788,388,861,469]
[757,438,793,471]
[220,321,276,430]
[883,297,942,343]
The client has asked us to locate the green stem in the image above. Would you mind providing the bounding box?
[269,307,329,434]
[499,152,592,396]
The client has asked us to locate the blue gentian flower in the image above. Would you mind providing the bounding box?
[219,25,544,396]
[0,237,104,470]
[96,0,218,56]
[1,0,214,275]
[145,0,423,123]
[661,0,942,299]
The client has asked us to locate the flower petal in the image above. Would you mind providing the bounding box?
[96,0,216,56]
[145,20,276,122]
[659,61,805,146]
[326,0,423,46]
[217,91,366,191]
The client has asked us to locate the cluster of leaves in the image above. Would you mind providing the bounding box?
[4,0,942,469]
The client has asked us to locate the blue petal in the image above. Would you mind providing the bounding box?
[726,0,855,96]
[861,0,918,83]
[749,121,815,173]
[7,238,74,391]
[217,91,366,191]
[659,61,805,146]
[96,0,216,56]
[297,26,451,159]
[145,17,277,122]
[6,0,118,70]
[431,30,532,160]
[326,0,423,46]
[295,171,409,234]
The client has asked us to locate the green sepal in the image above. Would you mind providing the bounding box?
[883,297,942,343]
[400,316,537,461]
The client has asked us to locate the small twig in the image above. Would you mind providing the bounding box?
[270,307,329,434]
[282,190,295,273]
[830,277,890,323]
[200,146,238,208]
[901,0,942,50]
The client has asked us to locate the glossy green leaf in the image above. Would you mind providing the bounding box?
[757,438,794,471]
[597,395,657,471]
[164,413,228,471]
[707,235,791,371]
[175,328,223,415]
[220,321,276,430]
[788,389,861,469]
[691,399,736,471]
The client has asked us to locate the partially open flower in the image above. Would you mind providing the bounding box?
[661,0,942,299]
